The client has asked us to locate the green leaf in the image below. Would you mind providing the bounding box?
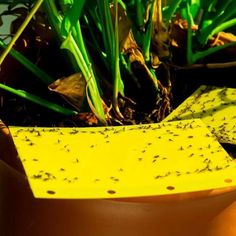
[60,0,86,37]
[0,39,54,85]
[0,83,77,116]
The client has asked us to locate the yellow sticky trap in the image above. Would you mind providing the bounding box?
[10,119,236,199]
[165,85,236,144]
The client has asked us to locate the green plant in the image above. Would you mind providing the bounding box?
[164,0,236,64]
[1,0,236,126]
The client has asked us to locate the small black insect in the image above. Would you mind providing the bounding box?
[32,174,42,179]
[153,155,159,158]
[47,190,56,195]
[107,190,116,195]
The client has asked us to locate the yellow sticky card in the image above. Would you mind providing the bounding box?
[165,85,236,144]
[10,119,236,199]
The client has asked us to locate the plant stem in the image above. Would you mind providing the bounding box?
[113,0,124,119]
[61,33,107,124]
[0,0,44,65]
[135,0,144,28]
[186,1,194,64]
[44,0,107,124]
[142,1,155,62]
[163,0,182,22]
[198,2,236,45]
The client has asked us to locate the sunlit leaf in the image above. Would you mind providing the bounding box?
[48,73,86,111]
[60,0,86,37]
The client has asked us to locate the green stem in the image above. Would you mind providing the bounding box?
[61,34,106,124]
[212,18,236,37]
[198,3,236,45]
[0,0,44,65]
[44,0,106,124]
[135,0,144,28]
[113,0,124,119]
[163,0,182,22]
[71,22,90,66]
[186,1,194,64]
[193,41,236,64]
[43,0,63,39]
[142,1,155,62]
[97,0,114,67]
[0,83,77,116]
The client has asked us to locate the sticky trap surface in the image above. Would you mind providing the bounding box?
[10,119,236,199]
[165,85,236,144]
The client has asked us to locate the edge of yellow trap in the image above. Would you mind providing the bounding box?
[164,85,236,144]
[10,119,236,199]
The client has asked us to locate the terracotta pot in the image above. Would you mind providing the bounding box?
[1,121,236,236]
[1,164,236,236]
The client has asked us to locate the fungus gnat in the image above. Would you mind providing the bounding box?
[47,190,56,195]
[107,190,116,195]
[32,174,42,179]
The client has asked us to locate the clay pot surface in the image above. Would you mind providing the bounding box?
[1,120,236,236]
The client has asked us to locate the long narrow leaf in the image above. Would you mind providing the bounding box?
[113,0,124,118]
[0,0,44,65]
[61,34,106,124]
[0,39,54,85]
[0,83,77,116]
[60,0,86,37]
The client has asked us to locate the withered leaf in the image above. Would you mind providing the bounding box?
[48,73,86,111]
